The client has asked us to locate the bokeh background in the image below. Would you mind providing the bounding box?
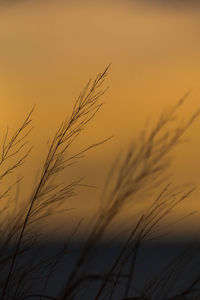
[0,0,200,241]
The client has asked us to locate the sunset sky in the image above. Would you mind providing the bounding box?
[1,0,200,240]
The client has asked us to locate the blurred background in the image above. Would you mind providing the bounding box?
[0,0,200,241]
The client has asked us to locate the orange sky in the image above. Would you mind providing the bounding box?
[1,0,200,240]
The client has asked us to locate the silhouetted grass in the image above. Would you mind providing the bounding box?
[0,66,200,300]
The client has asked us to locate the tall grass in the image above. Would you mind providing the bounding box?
[0,66,200,300]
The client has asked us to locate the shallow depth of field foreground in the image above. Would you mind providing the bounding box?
[0,66,200,299]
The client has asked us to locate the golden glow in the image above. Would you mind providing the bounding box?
[1,0,200,239]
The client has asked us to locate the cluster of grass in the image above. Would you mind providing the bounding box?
[0,66,200,299]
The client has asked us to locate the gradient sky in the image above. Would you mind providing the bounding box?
[1,0,200,240]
